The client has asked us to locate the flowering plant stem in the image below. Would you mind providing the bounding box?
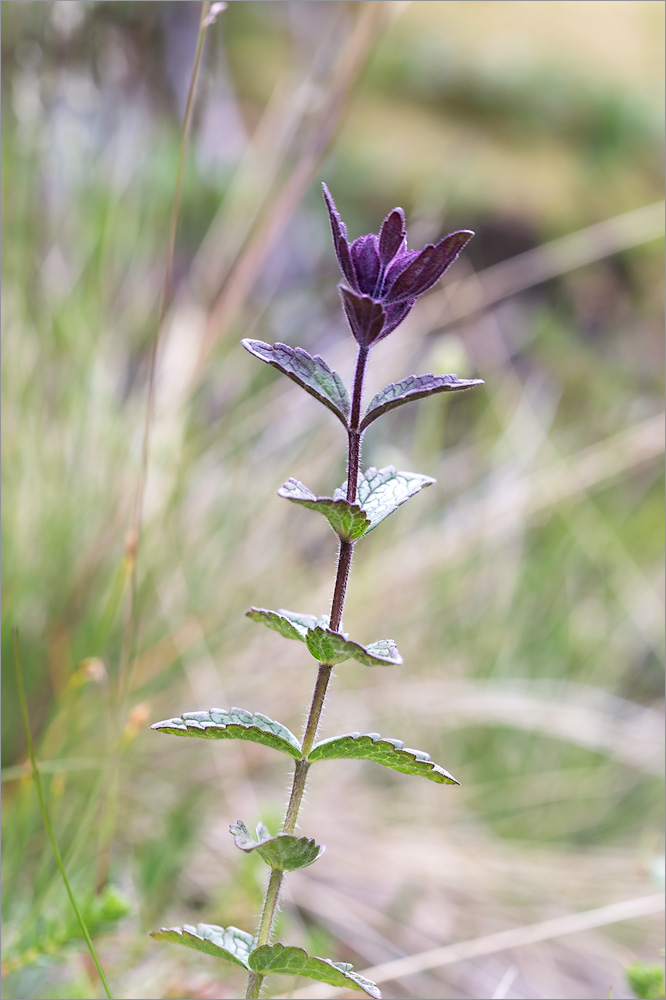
[150,184,481,1000]
[245,344,367,999]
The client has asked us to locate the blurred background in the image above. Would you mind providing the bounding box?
[1,2,664,998]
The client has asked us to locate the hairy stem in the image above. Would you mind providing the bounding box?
[244,867,284,998]
[330,540,353,632]
[245,345,368,999]
[346,345,368,503]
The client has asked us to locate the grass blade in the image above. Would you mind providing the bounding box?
[12,627,114,1000]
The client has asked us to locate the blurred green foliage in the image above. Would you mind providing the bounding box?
[627,961,666,1000]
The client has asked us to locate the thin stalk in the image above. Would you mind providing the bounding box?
[12,628,113,1000]
[119,0,212,707]
[96,0,212,893]
[330,541,354,633]
[245,346,368,999]
[346,345,369,503]
[257,870,284,944]
[245,866,284,998]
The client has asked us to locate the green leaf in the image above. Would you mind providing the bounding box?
[246,606,330,643]
[246,607,308,642]
[626,962,666,1000]
[277,479,371,542]
[150,923,256,969]
[230,821,324,871]
[241,339,350,427]
[360,373,484,431]
[246,608,399,668]
[150,708,302,759]
[278,468,437,541]
[248,942,381,998]
[309,732,459,784]
[335,466,435,532]
[305,627,402,667]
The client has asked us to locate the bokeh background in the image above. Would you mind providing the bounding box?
[2,2,664,999]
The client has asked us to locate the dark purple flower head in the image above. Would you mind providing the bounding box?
[323,183,474,348]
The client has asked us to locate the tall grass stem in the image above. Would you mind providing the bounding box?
[120,0,212,705]
[94,0,213,893]
[12,627,114,1000]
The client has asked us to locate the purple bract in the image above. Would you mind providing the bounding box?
[323,183,474,348]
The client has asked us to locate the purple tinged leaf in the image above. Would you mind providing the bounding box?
[248,943,381,998]
[336,234,357,288]
[379,300,416,339]
[349,234,381,294]
[339,287,386,347]
[321,183,354,282]
[322,184,360,289]
[378,207,407,265]
[321,183,348,241]
[241,339,350,426]
[384,230,475,304]
[322,184,476,344]
[309,733,459,785]
[361,372,485,431]
[384,247,420,284]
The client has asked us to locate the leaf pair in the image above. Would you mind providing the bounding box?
[246,606,402,667]
[242,339,482,430]
[151,708,459,785]
[279,465,434,543]
[150,924,381,997]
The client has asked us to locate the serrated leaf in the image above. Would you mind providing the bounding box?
[248,942,381,998]
[309,732,459,784]
[246,607,330,642]
[305,627,402,667]
[278,479,371,542]
[335,466,435,531]
[241,339,350,427]
[150,708,302,759]
[361,373,484,430]
[230,821,324,871]
[150,923,255,968]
